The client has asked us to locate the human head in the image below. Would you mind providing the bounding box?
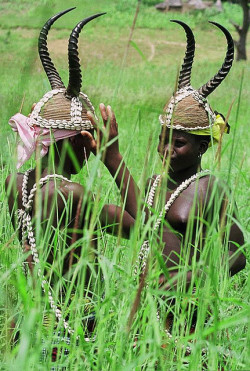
[159,20,233,145]
[9,9,105,169]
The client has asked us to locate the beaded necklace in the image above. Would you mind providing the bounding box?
[134,170,209,276]
[17,169,77,336]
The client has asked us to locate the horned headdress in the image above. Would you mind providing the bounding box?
[29,8,105,131]
[159,20,234,133]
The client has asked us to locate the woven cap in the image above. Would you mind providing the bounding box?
[159,86,215,131]
[29,89,95,131]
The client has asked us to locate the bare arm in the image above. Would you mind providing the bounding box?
[227,219,246,276]
[100,204,135,239]
[5,173,24,233]
[218,187,246,276]
[83,103,140,220]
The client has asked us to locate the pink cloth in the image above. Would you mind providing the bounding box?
[9,113,79,169]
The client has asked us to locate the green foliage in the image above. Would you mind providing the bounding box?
[0,0,244,31]
[0,0,249,370]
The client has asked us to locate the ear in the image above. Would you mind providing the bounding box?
[199,140,209,155]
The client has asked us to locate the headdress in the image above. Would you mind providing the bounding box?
[9,9,105,168]
[30,8,105,131]
[159,20,234,139]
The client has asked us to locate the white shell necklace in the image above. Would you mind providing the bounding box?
[16,169,78,336]
[134,170,210,276]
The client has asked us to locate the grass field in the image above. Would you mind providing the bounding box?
[0,1,249,370]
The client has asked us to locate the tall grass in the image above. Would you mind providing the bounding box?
[0,1,249,370]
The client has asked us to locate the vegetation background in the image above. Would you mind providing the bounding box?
[0,0,249,370]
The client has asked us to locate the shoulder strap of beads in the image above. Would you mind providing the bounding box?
[25,173,72,212]
[134,170,210,277]
[154,170,209,231]
[18,171,78,338]
[146,175,161,207]
[22,169,33,208]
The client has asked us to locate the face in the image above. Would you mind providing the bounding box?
[68,133,93,173]
[157,128,202,172]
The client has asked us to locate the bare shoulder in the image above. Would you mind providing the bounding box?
[198,174,229,196]
[5,173,26,214]
[38,179,86,220]
[61,180,85,197]
[188,174,231,212]
[41,179,85,202]
[5,173,25,207]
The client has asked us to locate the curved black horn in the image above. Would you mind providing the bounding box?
[171,20,195,90]
[198,22,234,98]
[39,8,75,90]
[66,13,106,98]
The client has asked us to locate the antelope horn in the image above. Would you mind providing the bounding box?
[198,22,234,98]
[66,13,106,98]
[39,8,75,90]
[171,20,195,90]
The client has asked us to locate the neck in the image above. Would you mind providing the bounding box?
[166,163,202,189]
